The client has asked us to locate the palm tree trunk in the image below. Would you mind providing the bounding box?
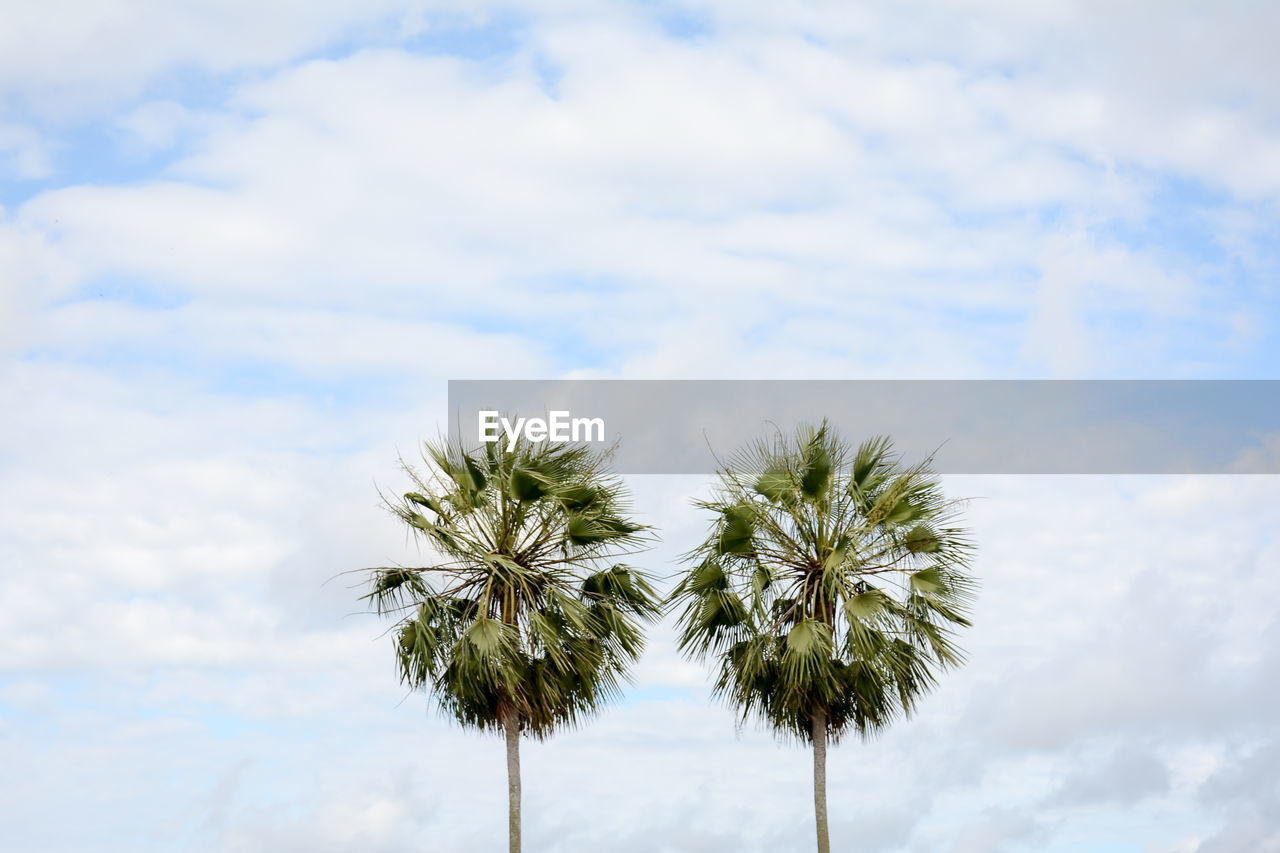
[504,706,522,853]
[812,708,831,853]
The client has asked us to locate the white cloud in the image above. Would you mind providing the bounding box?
[0,0,441,117]
[5,3,1280,851]
[0,123,53,179]
[0,41,1242,379]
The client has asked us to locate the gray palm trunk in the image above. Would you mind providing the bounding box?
[505,707,521,853]
[812,709,831,853]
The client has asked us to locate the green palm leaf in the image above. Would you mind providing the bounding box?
[360,429,657,853]
[668,422,977,853]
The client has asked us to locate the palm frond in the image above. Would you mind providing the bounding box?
[360,428,658,739]
[669,423,978,744]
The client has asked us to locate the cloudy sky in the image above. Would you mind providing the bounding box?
[3,1,1279,850]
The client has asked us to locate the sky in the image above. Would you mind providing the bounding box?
[2,1,1280,851]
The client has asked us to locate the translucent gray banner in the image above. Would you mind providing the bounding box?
[447,380,1280,474]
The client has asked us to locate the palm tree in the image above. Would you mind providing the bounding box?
[362,433,659,853]
[669,423,976,853]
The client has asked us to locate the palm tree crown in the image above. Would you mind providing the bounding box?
[367,434,658,735]
[362,433,658,852]
[671,423,977,743]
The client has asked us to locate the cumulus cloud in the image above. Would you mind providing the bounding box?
[8,3,1278,378]
[4,2,1280,851]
